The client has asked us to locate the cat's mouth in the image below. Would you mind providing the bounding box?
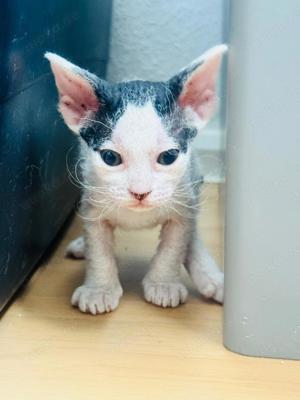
[127,202,154,212]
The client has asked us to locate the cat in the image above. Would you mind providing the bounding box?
[45,44,227,314]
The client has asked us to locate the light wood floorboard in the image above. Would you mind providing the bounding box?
[0,184,299,400]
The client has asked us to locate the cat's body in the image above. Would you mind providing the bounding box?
[46,45,226,314]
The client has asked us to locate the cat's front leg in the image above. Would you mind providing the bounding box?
[185,232,224,303]
[143,220,191,308]
[71,219,123,315]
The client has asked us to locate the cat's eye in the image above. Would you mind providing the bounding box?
[157,149,179,165]
[99,149,122,166]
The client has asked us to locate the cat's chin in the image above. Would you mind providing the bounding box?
[127,204,155,212]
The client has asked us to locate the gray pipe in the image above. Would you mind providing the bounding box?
[224,0,300,360]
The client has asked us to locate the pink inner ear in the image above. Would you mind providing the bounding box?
[180,87,216,120]
[51,64,99,128]
[178,53,221,121]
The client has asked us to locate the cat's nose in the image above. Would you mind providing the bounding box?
[130,191,151,201]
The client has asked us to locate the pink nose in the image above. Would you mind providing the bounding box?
[130,191,151,201]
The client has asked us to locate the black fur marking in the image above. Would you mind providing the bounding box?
[80,80,125,149]
[175,127,198,153]
[80,80,178,148]
[165,60,204,153]
[168,59,203,98]
[113,80,178,117]
[79,60,203,151]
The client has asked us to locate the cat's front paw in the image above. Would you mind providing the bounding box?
[143,279,188,308]
[71,284,123,314]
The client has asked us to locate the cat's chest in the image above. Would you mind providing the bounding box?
[108,207,166,230]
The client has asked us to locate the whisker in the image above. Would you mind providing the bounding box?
[172,200,200,211]
[82,117,112,131]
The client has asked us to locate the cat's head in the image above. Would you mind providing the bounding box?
[45,45,226,211]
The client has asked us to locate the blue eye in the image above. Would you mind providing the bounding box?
[157,149,179,165]
[99,149,122,166]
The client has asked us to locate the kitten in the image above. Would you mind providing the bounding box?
[45,45,227,314]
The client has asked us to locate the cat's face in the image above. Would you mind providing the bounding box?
[46,46,226,210]
[87,100,190,210]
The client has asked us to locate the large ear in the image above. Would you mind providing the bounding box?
[45,52,100,133]
[169,44,227,129]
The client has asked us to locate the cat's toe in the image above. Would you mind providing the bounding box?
[197,271,224,303]
[71,285,123,314]
[66,236,85,259]
[143,280,188,308]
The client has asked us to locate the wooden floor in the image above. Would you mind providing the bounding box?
[1,184,299,400]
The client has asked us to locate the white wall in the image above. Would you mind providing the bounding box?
[107,0,224,82]
[107,0,225,180]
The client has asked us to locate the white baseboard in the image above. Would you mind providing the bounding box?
[194,148,225,183]
[193,125,225,183]
[194,126,222,152]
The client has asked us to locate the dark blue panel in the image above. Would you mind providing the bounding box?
[0,0,112,312]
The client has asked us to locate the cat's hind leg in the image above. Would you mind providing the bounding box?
[66,235,85,259]
[185,234,224,303]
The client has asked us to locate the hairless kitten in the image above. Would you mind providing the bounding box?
[46,45,227,314]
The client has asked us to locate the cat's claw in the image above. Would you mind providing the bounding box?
[66,236,85,259]
[143,280,188,308]
[71,284,123,314]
